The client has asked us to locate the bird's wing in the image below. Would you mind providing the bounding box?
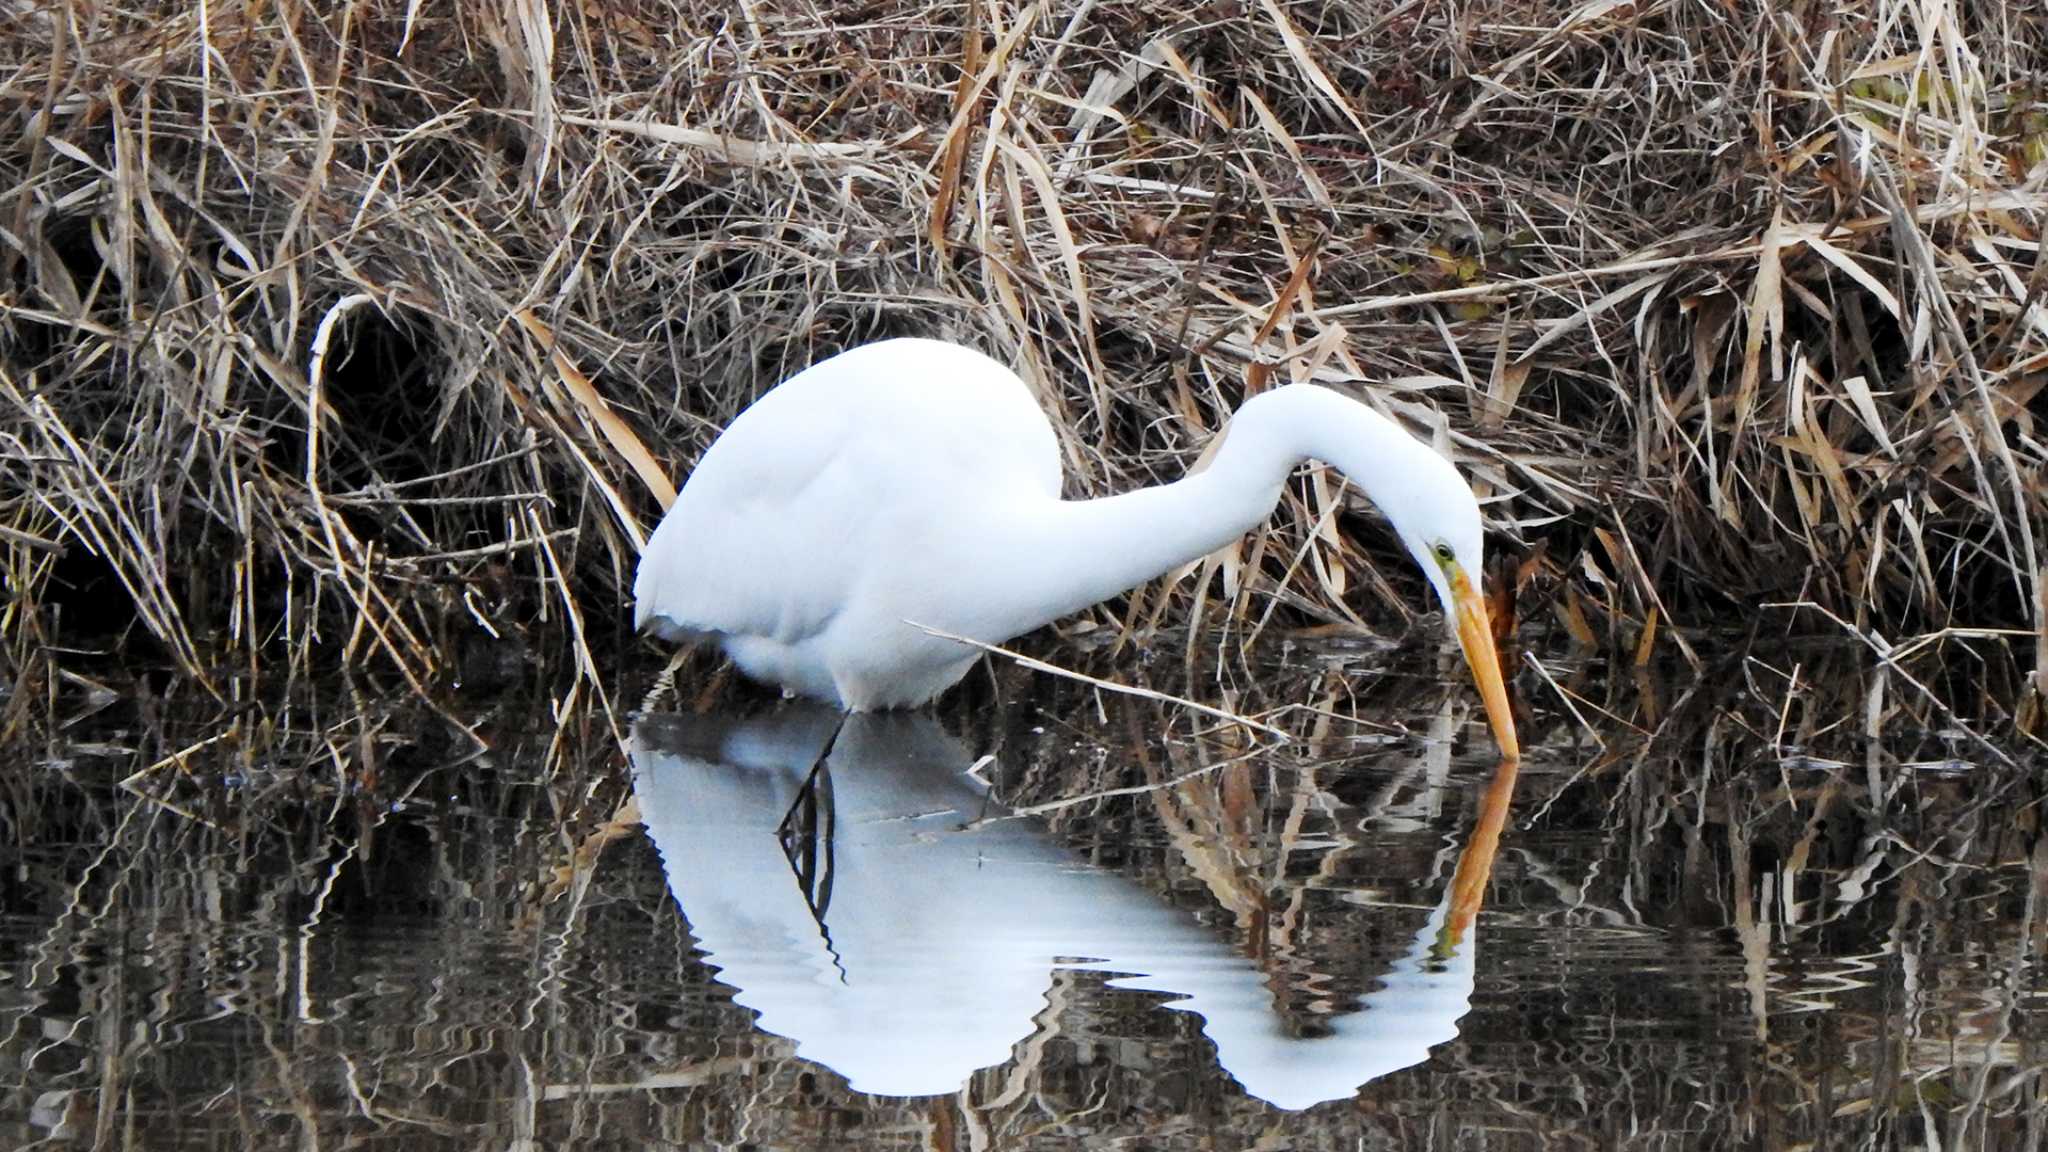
[633,377,870,643]
[633,339,1061,645]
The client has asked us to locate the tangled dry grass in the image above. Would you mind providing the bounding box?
[0,0,2044,728]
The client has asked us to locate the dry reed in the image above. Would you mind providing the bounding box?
[0,0,2044,733]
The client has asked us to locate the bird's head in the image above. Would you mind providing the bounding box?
[1385,452,1520,760]
[1201,381,1520,757]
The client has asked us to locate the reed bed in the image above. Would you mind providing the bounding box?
[0,0,2044,734]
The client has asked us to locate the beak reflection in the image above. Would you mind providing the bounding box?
[1438,756,1520,954]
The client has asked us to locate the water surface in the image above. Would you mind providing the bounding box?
[3,635,2043,1149]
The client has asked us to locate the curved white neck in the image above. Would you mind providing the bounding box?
[978,384,1446,638]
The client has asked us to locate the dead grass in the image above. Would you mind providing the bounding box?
[0,0,2044,726]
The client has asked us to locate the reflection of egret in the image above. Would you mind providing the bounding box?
[633,338,1517,757]
[628,705,1520,1110]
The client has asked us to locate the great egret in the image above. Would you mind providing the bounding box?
[634,338,1519,757]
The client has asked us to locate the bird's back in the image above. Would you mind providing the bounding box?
[633,338,1061,686]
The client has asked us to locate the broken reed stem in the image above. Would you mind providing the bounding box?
[908,621,1292,742]
[1762,601,2023,770]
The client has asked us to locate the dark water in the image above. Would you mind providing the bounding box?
[3,635,2045,1149]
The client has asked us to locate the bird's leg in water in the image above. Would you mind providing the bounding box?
[776,712,846,924]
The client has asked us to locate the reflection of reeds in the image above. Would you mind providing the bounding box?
[4,633,2046,1147]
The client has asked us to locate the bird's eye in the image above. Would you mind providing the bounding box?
[1432,543,1454,564]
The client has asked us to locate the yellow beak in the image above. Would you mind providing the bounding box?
[1449,566,1520,760]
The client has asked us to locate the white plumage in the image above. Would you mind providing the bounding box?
[634,337,1519,755]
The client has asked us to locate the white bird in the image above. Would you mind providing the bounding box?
[635,337,1518,757]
